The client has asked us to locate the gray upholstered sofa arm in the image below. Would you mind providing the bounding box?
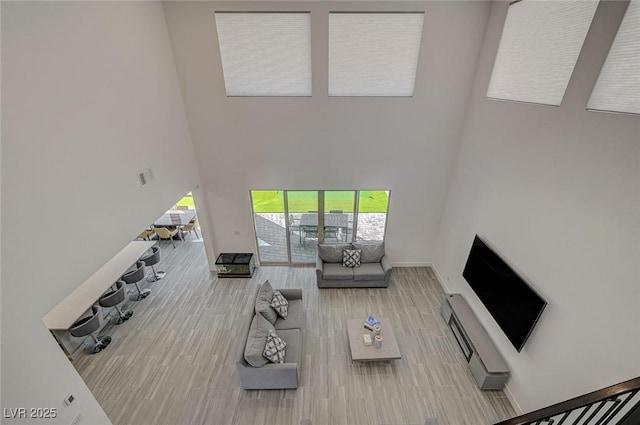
[237,361,299,390]
[278,288,302,300]
[315,255,323,282]
[381,255,392,284]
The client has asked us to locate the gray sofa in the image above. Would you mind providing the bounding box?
[315,242,392,288]
[237,281,303,390]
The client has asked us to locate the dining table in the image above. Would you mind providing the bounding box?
[153,209,197,227]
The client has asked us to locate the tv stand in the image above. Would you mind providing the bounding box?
[441,294,510,390]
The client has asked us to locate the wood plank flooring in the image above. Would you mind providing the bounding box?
[73,237,516,425]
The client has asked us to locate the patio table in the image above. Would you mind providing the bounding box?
[299,213,349,242]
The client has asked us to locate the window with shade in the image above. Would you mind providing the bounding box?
[328,12,424,97]
[588,0,640,115]
[486,0,599,106]
[214,12,312,97]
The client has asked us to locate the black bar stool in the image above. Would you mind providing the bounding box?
[98,280,132,324]
[140,246,165,282]
[121,261,150,301]
[69,305,111,354]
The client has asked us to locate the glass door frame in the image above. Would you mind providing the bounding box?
[286,190,320,265]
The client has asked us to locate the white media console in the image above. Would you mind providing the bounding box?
[441,293,510,390]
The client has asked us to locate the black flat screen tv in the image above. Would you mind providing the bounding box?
[462,235,547,352]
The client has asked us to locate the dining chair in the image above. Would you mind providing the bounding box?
[180,216,200,240]
[154,226,180,248]
[137,228,156,241]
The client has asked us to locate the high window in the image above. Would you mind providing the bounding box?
[250,190,390,264]
[328,12,424,97]
[486,0,598,106]
[588,0,640,115]
[214,12,312,97]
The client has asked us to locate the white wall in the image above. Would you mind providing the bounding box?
[0,0,3,410]
[1,2,198,423]
[163,1,491,265]
[434,1,640,414]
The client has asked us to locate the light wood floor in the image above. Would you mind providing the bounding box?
[73,237,516,425]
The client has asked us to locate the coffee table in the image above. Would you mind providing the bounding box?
[347,317,401,362]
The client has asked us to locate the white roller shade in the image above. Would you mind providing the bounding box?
[214,12,312,97]
[329,13,424,97]
[487,0,598,106]
[588,0,640,115]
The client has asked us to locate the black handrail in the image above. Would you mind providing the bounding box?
[494,377,640,425]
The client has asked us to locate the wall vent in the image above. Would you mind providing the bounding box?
[138,172,148,187]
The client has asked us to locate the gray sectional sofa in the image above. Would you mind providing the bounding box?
[237,281,303,390]
[315,242,392,288]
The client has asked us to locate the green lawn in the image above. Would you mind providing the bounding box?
[251,190,389,213]
[176,195,195,209]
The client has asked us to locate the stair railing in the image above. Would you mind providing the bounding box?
[494,377,640,425]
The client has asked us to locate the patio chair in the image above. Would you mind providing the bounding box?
[302,226,318,247]
[289,214,302,244]
[324,226,339,241]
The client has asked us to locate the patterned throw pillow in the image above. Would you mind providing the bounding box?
[263,330,286,364]
[270,291,289,319]
[342,249,361,268]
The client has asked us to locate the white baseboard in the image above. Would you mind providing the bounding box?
[504,384,524,415]
[430,264,452,294]
[390,262,432,267]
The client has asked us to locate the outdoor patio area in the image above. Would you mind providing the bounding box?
[255,212,386,263]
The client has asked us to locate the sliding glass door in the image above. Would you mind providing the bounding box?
[323,191,355,243]
[356,190,389,241]
[251,190,390,265]
[287,191,318,263]
[251,190,288,263]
